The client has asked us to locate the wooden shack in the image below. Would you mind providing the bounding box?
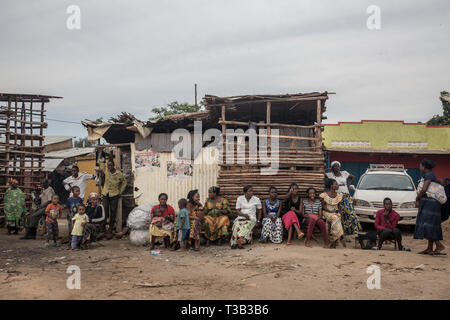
[203,92,330,209]
[0,93,61,215]
[82,92,331,217]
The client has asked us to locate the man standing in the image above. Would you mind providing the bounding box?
[21,179,55,240]
[96,150,126,235]
[63,165,96,200]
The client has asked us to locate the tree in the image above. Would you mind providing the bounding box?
[73,137,95,148]
[427,91,450,125]
[149,101,204,120]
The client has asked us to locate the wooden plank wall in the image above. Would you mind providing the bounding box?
[217,99,326,213]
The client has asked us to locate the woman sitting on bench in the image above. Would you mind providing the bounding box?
[301,187,329,248]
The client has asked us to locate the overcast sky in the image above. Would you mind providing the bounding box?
[1,0,449,139]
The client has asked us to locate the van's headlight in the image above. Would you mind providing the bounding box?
[400,202,416,209]
[355,199,371,207]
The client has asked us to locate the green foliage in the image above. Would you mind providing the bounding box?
[427,91,450,125]
[149,101,204,120]
[95,117,103,123]
[73,137,95,148]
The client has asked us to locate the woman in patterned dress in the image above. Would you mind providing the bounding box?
[320,179,346,248]
[231,185,262,249]
[414,159,445,255]
[260,186,283,244]
[326,161,361,236]
[187,189,204,251]
[203,186,231,246]
[4,179,27,235]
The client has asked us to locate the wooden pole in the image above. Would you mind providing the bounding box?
[266,101,271,149]
[221,105,226,164]
[316,99,322,149]
[115,147,123,233]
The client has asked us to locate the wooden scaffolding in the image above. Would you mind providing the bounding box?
[0,93,61,214]
[204,92,331,210]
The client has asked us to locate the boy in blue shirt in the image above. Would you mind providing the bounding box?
[171,198,190,251]
[66,186,84,237]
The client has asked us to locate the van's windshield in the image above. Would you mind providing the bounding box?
[358,174,415,191]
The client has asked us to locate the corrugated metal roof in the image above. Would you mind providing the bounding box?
[45,147,95,159]
[44,136,73,145]
[43,158,64,172]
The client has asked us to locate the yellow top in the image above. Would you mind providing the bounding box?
[99,162,127,197]
[319,192,343,213]
[72,213,89,236]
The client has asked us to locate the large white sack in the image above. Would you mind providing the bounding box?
[126,203,155,230]
[129,229,150,246]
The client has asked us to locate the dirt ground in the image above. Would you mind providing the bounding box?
[0,220,449,300]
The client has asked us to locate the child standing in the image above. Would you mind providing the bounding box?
[71,203,89,250]
[66,186,84,237]
[171,199,190,251]
[45,195,62,247]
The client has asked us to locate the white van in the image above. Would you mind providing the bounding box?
[353,164,418,225]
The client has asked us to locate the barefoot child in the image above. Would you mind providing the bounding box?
[171,198,190,251]
[66,186,84,237]
[149,208,172,249]
[71,203,89,250]
[45,195,62,247]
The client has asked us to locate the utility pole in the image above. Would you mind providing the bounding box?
[194,83,198,107]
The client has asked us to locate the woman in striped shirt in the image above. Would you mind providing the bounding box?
[300,187,329,248]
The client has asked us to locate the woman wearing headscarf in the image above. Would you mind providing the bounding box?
[187,189,204,251]
[414,159,445,255]
[3,179,27,235]
[231,185,262,249]
[202,186,231,246]
[326,161,361,236]
[81,192,106,247]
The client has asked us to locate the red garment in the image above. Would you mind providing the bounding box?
[151,204,175,217]
[282,211,300,230]
[306,216,328,244]
[375,209,400,230]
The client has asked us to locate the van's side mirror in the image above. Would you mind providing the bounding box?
[349,185,356,191]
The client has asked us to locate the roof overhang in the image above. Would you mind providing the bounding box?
[325,147,450,155]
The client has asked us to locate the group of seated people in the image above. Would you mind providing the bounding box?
[147,178,409,252]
